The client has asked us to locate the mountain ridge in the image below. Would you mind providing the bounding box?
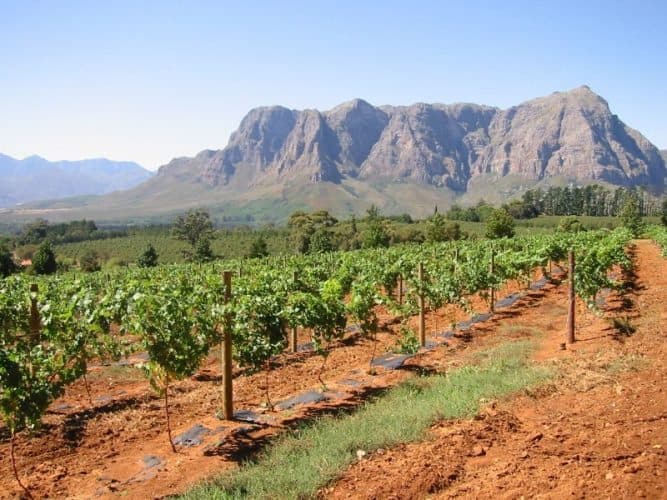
[1,86,664,224]
[155,85,664,195]
[0,154,153,207]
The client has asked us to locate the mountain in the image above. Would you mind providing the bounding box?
[0,154,153,207]
[156,86,663,192]
[2,86,664,224]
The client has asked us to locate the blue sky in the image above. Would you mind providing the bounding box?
[1,0,665,170]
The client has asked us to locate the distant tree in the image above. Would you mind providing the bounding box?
[425,213,448,243]
[485,208,515,239]
[138,243,159,268]
[172,209,214,262]
[503,199,539,219]
[557,216,585,233]
[365,204,381,220]
[0,245,18,277]
[193,238,215,262]
[362,219,390,248]
[350,215,358,234]
[287,210,338,254]
[32,241,57,275]
[79,250,101,272]
[247,236,269,259]
[661,199,667,227]
[427,213,463,242]
[443,221,462,241]
[308,228,335,254]
[619,195,643,237]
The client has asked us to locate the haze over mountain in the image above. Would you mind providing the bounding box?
[0,154,152,207]
[2,86,664,224]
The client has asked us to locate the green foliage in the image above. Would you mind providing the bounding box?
[0,245,18,277]
[247,236,269,259]
[288,210,338,254]
[79,250,101,272]
[32,241,57,275]
[619,195,643,237]
[557,216,585,233]
[137,243,159,268]
[362,219,389,248]
[16,218,124,246]
[393,324,420,354]
[172,209,214,261]
[308,229,335,254]
[503,199,539,219]
[425,213,462,242]
[485,208,515,239]
[365,204,381,220]
[181,340,550,500]
[519,185,660,217]
[193,238,215,263]
[660,199,667,227]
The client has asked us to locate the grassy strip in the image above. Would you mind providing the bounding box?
[182,341,551,500]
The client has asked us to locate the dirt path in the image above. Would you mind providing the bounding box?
[324,240,667,499]
[0,268,555,498]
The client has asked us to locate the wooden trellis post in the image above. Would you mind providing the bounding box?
[418,262,425,347]
[290,271,298,353]
[221,271,234,420]
[566,250,576,344]
[489,248,495,313]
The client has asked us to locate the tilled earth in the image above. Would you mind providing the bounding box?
[323,240,667,499]
[1,242,664,499]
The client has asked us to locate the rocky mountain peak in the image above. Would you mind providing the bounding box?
[157,87,664,195]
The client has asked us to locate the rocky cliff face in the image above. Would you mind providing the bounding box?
[157,86,666,193]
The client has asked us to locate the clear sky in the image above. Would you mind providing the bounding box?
[1,0,666,170]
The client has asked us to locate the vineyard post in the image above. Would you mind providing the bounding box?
[397,274,403,305]
[29,283,40,342]
[290,271,298,353]
[221,271,234,420]
[418,262,425,347]
[489,248,495,313]
[567,250,576,344]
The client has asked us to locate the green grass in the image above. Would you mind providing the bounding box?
[181,340,551,500]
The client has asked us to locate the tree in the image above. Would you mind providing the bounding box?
[247,236,269,258]
[138,243,159,268]
[557,216,585,233]
[425,213,448,242]
[365,204,381,220]
[362,219,389,248]
[172,209,214,262]
[0,245,18,277]
[308,228,335,254]
[661,198,667,227]
[619,195,643,237]
[32,241,57,275]
[79,250,101,272]
[485,208,515,239]
[287,210,338,254]
[193,238,215,262]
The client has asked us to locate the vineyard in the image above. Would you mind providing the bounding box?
[0,227,648,497]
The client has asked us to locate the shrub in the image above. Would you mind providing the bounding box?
[485,208,515,239]
[32,241,57,275]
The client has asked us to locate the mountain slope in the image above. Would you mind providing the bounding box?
[151,86,664,196]
[0,154,153,206]
[3,86,664,224]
